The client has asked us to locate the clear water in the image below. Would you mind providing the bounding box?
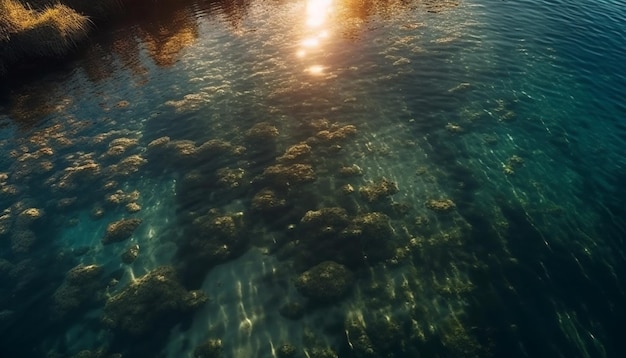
[0,0,625,357]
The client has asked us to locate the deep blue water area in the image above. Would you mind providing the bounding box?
[0,0,625,357]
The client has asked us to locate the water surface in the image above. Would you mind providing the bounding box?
[0,0,625,357]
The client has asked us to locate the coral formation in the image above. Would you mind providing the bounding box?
[338,164,363,177]
[277,344,297,358]
[180,210,248,269]
[121,244,140,264]
[425,199,456,213]
[102,266,207,335]
[342,212,396,263]
[295,261,354,302]
[216,167,246,189]
[101,218,142,245]
[261,163,316,187]
[445,122,464,133]
[251,188,287,212]
[125,202,141,213]
[10,228,36,254]
[193,338,223,358]
[300,207,350,236]
[52,264,104,318]
[341,184,355,195]
[245,122,279,142]
[277,143,311,162]
[315,124,357,143]
[359,177,399,202]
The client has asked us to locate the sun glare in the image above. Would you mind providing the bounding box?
[307,65,325,75]
[306,0,333,28]
[298,0,334,75]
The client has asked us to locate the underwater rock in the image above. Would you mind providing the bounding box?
[16,207,43,226]
[103,137,138,159]
[342,212,396,263]
[309,347,339,358]
[147,136,171,149]
[108,154,147,176]
[104,146,126,157]
[57,158,101,191]
[195,139,233,159]
[425,199,456,213]
[300,207,350,236]
[125,202,141,213]
[90,205,105,219]
[57,197,78,209]
[52,264,104,318]
[251,188,287,212]
[102,218,142,245]
[10,229,36,254]
[245,122,279,142]
[345,317,376,358]
[66,264,103,286]
[193,338,223,358]
[148,138,242,169]
[295,261,354,302]
[184,211,248,265]
[338,164,363,177]
[277,344,297,358]
[0,209,11,236]
[277,143,312,162]
[261,163,316,187]
[341,184,355,195]
[110,137,138,149]
[315,124,357,143]
[217,167,246,189]
[121,244,140,264]
[102,266,207,336]
[503,154,524,175]
[359,177,399,202]
[445,122,464,133]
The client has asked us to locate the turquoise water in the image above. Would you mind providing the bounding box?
[0,0,625,357]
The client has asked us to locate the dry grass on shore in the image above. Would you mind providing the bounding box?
[0,0,90,74]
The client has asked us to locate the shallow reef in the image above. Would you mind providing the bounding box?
[295,261,354,303]
[102,266,207,336]
[101,218,142,245]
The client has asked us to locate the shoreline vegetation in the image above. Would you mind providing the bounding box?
[0,0,154,77]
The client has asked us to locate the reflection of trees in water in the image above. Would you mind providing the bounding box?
[5,82,70,129]
[78,0,258,81]
[339,0,458,16]
[138,6,199,67]
[212,0,254,31]
[334,0,459,38]
[79,1,200,81]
